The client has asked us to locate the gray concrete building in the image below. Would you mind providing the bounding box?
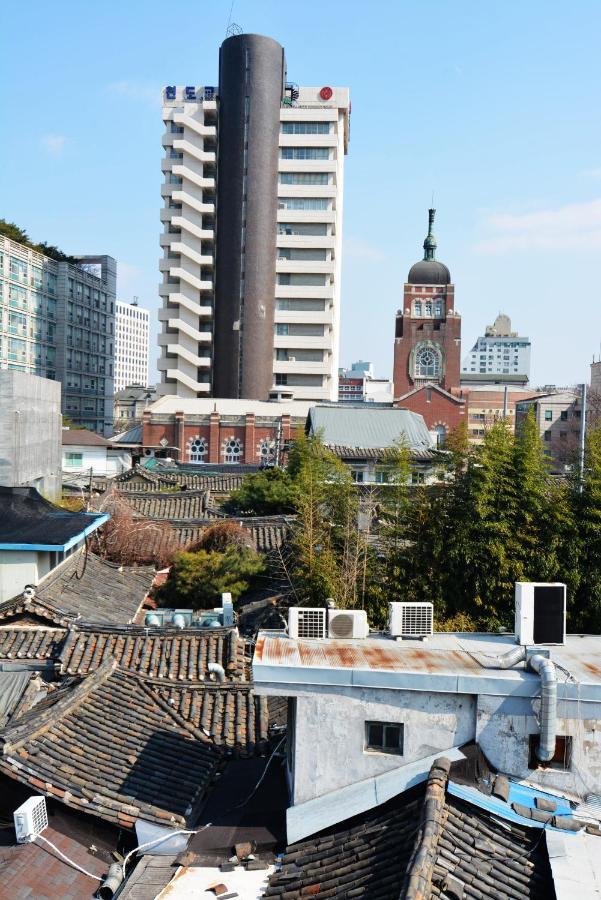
[0,371,62,499]
[0,236,116,435]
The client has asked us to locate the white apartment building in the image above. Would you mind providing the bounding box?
[462,313,531,381]
[275,88,349,401]
[158,34,349,403]
[115,300,150,391]
[158,85,216,397]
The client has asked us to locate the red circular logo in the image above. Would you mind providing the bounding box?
[319,86,333,100]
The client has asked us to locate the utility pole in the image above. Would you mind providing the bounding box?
[579,382,587,492]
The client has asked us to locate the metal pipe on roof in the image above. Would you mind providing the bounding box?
[528,654,557,762]
[98,862,124,899]
[489,645,527,669]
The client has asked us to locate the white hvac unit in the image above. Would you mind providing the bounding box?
[288,607,327,639]
[515,582,566,646]
[328,609,369,640]
[14,796,48,843]
[389,602,434,638]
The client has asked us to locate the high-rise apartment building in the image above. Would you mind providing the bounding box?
[462,314,531,381]
[158,33,350,402]
[115,300,150,391]
[0,236,116,435]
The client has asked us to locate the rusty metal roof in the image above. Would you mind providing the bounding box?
[253,631,601,700]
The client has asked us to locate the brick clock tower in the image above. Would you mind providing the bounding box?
[393,210,465,439]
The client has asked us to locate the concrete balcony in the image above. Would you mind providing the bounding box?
[159,365,211,394]
[273,360,330,374]
[170,242,214,267]
[158,319,212,343]
[169,267,213,292]
[173,113,217,139]
[172,165,216,190]
[275,260,335,274]
[277,184,337,198]
[159,295,213,318]
[277,235,335,249]
[277,210,336,224]
[274,308,334,325]
[164,343,211,368]
[275,284,334,299]
[173,139,217,166]
[279,134,337,148]
[173,191,215,216]
[273,335,332,350]
[171,216,214,241]
[278,160,337,173]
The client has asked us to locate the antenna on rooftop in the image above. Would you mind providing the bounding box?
[225,0,242,37]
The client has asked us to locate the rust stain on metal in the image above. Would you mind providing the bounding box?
[584,661,601,678]
[259,636,483,674]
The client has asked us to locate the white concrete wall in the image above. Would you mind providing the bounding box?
[62,445,131,476]
[0,371,62,499]
[0,550,42,603]
[476,693,601,796]
[290,685,476,804]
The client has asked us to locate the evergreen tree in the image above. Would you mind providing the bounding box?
[287,431,354,605]
[572,426,601,630]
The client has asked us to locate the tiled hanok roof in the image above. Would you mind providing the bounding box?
[58,625,249,680]
[0,660,221,829]
[0,628,66,661]
[115,465,247,494]
[325,444,445,461]
[36,551,155,624]
[0,551,155,627]
[174,516,293,553]
[123,490,209,520]
[264,758,555,900]
[152,682,270,757]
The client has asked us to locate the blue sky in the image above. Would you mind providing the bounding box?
[2,0,601,386]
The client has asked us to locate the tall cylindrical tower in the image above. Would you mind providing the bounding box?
[212,33,285,398]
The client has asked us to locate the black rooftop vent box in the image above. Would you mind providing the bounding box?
[515,582,566,646]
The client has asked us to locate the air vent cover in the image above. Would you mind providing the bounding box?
[389,602,434,638]
[288,607,327,639]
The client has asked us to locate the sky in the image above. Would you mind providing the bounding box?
[2,0,601,387]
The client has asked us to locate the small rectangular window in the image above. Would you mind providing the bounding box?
[544,430,552,442]
[528,734,572,770]
[560,410,568,421]
[365,721,403,754]
[545,410,553,421]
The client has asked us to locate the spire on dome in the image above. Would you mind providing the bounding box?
[423,208,437,260]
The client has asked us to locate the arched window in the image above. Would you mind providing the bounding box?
[223,437,243,464]
[414,300,422,317]
[257,438,275,464]
[424,300,433,317]
[434,299,443,317]
[434,424,447,447]
[188,436,207,463]
[415,346,441,379]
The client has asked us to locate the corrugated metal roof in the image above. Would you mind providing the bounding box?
[307,405,433,451]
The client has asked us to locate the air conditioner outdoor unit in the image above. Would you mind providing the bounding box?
[515,582,566,645]
[288,607,326,639]
[389,602,434,638]
[328,609,368,639]
[14,796,48,843]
